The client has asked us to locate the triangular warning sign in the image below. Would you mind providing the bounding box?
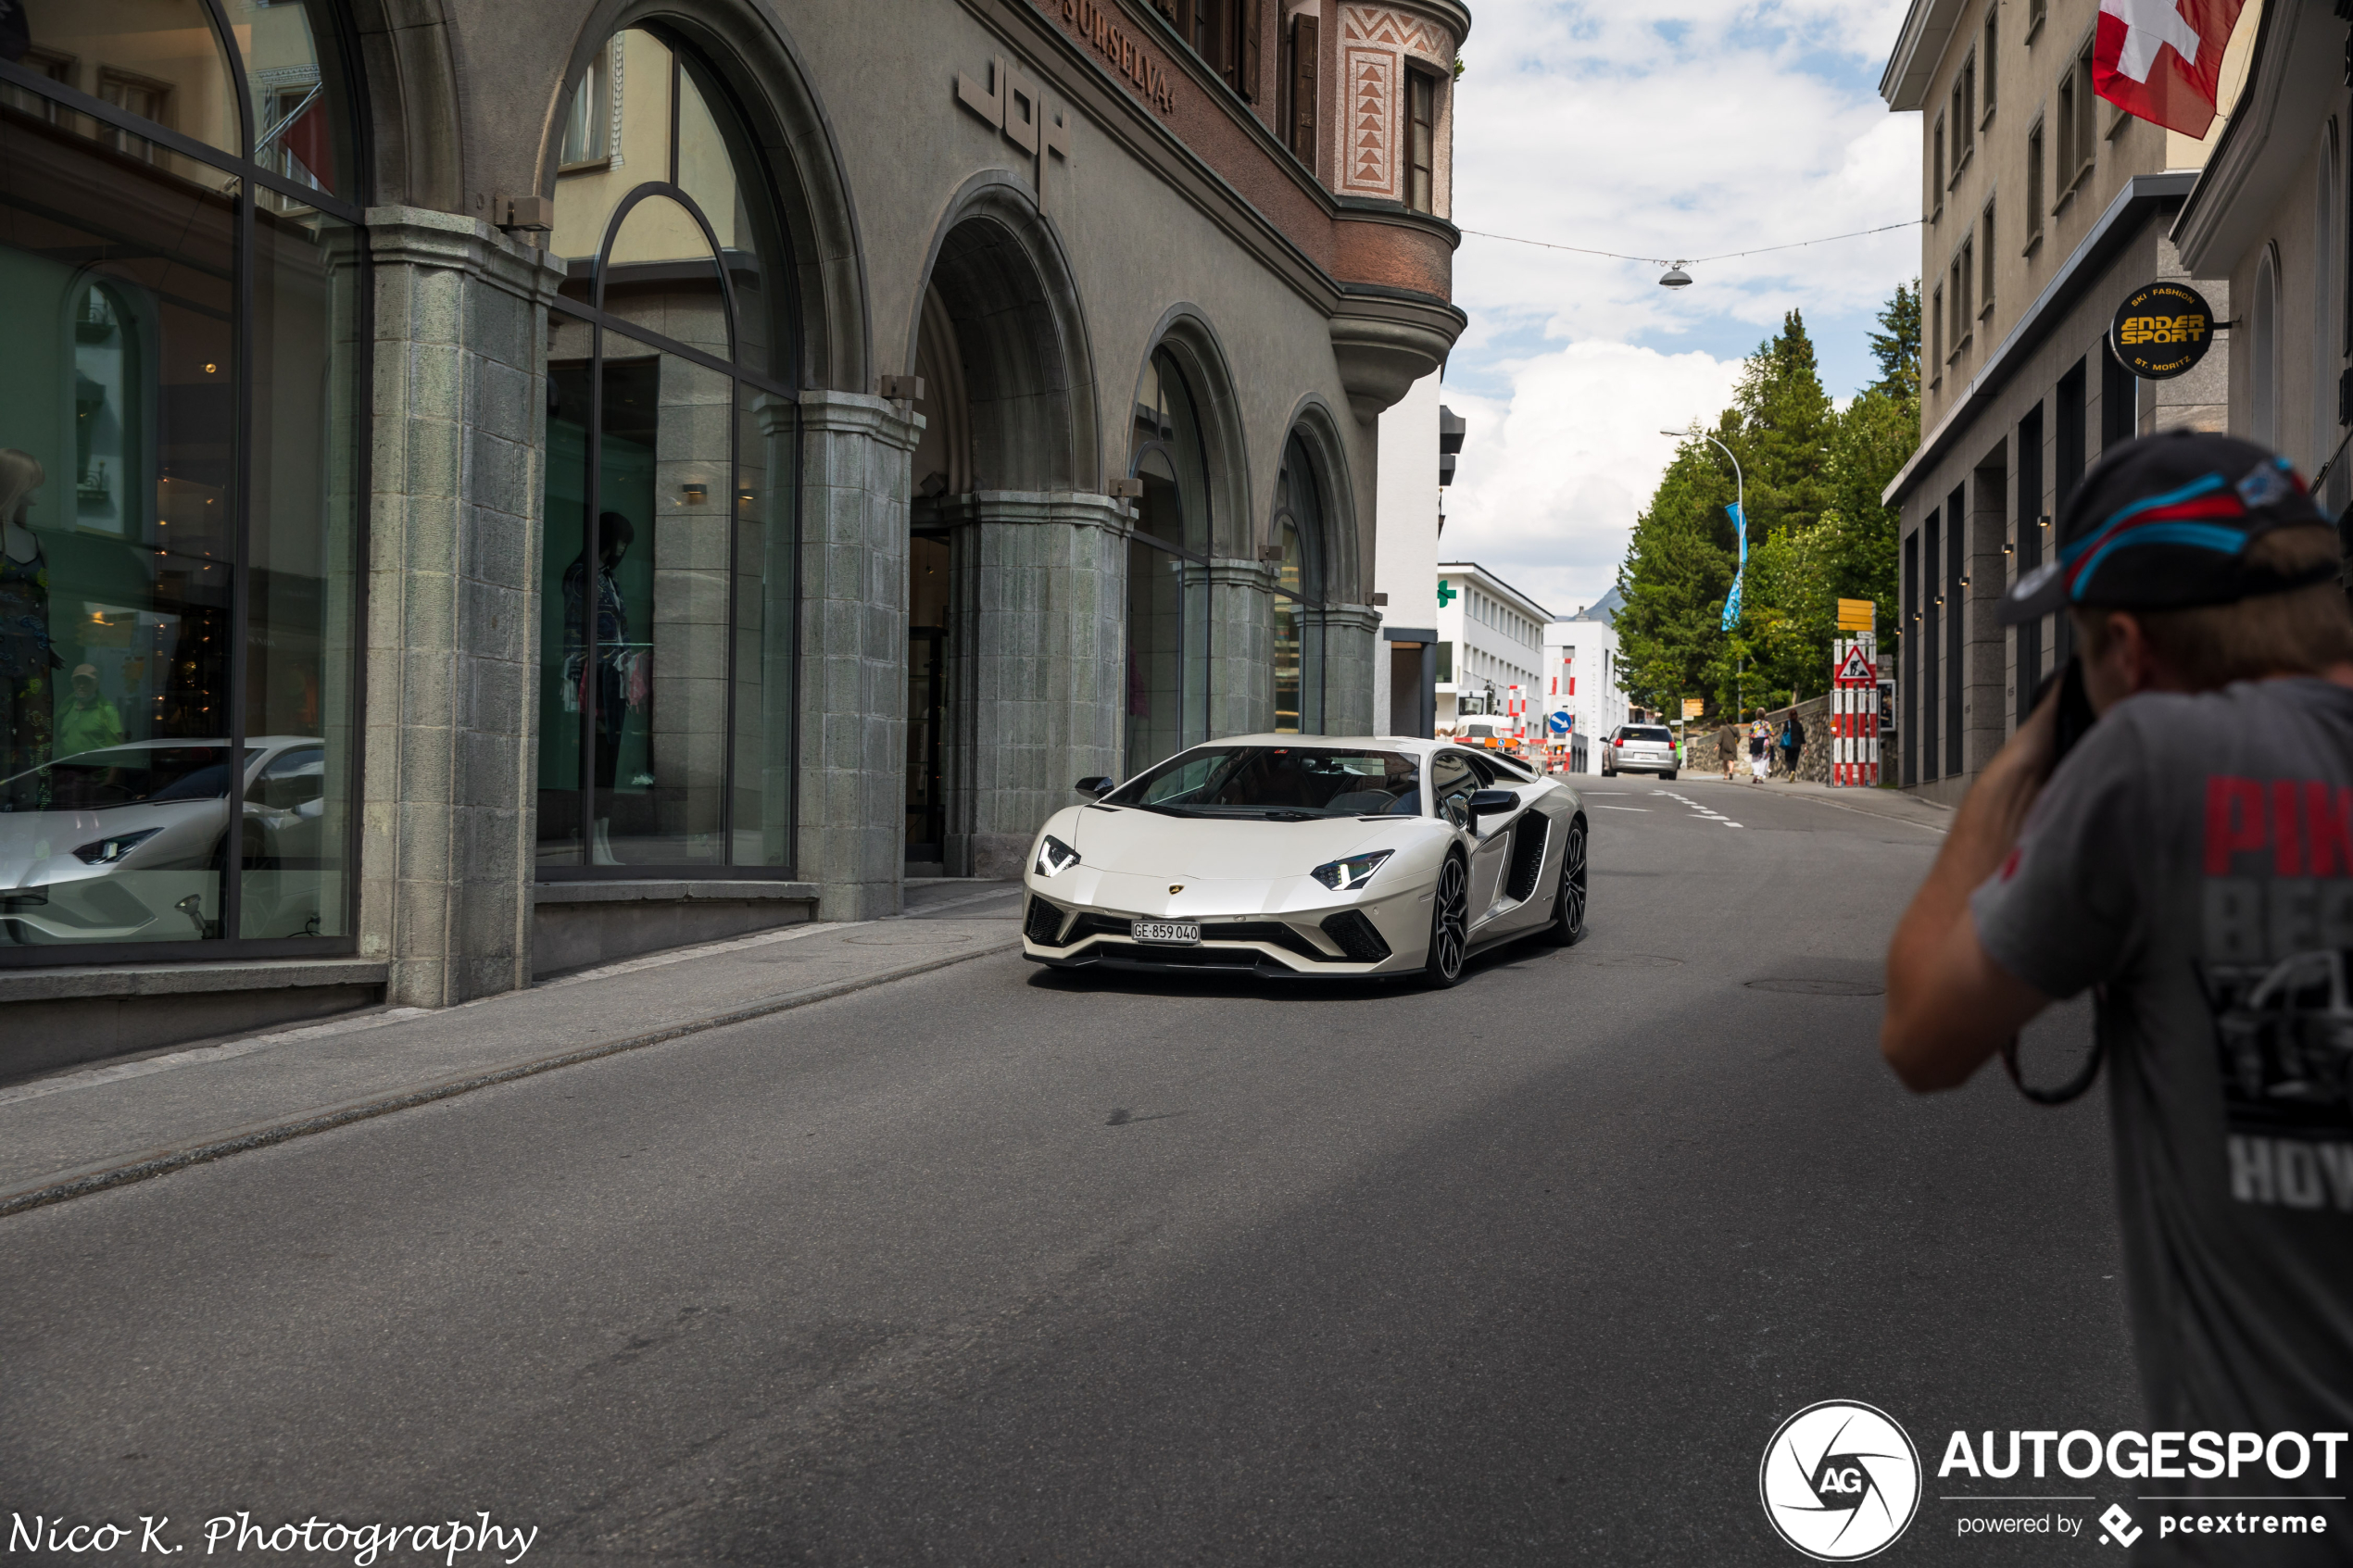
[1836,646,1872,683]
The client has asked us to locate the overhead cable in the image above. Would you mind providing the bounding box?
[1455,219,1922,269]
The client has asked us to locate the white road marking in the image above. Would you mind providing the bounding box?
[1589,804,1649,812]
[1651,788,1741,829]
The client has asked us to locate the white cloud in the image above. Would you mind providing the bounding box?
[1441,341,1743,617]
[1441,0,1919,610]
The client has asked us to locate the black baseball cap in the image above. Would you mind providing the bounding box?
[2001,430,2334,625]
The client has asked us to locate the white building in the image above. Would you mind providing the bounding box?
[1371,376,1461,737]
[1542,589,1629,774]
[1436,561,1551,736]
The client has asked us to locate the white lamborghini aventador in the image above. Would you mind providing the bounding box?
[1021,737,1587,985]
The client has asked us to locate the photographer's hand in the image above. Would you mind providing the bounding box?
[1881,684,2059,1090]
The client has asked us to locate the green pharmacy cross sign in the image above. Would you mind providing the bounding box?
[1437,579,1457,608]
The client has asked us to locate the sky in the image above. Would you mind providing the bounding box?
[1435,0,1922,621]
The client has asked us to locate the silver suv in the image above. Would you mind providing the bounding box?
[1602,723,1678,778]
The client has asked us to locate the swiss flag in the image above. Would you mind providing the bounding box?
[2093,0,2246,138]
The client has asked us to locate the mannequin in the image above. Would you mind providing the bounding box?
[0,449,55,809]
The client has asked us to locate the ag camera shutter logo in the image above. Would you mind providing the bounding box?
[1759,1400,1922,1561]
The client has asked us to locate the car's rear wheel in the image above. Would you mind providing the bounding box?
[1423,854,1469,986]
[1660,769,1677,780]
[1546,817,1588,945]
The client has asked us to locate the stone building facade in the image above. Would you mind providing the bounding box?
[0,0,1468,1071]
[2172,1,2353,508]
[1877,0,2254,804]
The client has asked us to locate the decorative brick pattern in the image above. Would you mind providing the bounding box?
[1340,48,1393,196]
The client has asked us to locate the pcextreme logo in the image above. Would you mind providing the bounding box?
[1760,1400,1923,1561]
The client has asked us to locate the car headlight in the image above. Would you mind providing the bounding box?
[1310,849,1392,891]
[72,828,161,866]
[1035,834,1081,877]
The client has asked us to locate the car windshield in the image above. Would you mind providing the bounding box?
[7,745,250,811]
[1626,727,1673,743]
[1105,746,1422,819]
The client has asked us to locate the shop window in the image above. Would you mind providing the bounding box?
[0,0,363,960]
[539,28,799,874]
[1271,433,1329,735]
[1125,348,1214,776]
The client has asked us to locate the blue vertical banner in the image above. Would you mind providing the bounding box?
[1719,502,1746,632]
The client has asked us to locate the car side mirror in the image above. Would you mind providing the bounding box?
[1075,776,1114,797]
[1466,789,1518,818]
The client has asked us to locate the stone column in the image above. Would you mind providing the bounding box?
[1322,604,1380,734]
[360,207,563,1008]
[798,391,921,921]
[937,491,1125,878]
[1206,558,1273,738]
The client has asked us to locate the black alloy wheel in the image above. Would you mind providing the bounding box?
[1546,816,1587,946]
[1423,853,1470,986]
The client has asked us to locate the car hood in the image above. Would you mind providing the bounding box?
[1068,806,1402,880]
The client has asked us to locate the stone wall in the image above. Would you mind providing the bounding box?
[1683,694,1834,783]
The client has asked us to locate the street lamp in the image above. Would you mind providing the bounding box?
[1662,427,1748,717]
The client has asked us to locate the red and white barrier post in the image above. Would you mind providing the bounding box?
[1830,635,1881,787]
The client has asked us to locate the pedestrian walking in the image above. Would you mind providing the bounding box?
[1780,711,1805,781]
[1746,720,1768,783]
[1716,719,1739,780]
[1881,433,2353,1554]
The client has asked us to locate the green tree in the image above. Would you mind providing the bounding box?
[1615,287,1920,719]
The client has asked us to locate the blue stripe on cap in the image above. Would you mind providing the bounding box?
[2070,521,2255,601]
[2058,472,2232,566]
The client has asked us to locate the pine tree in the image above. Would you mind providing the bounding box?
[1616,288,1921,720]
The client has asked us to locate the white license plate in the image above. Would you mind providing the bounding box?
[1131,920,1201,947]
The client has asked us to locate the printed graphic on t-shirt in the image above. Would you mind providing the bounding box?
[2196,776,2353,1211]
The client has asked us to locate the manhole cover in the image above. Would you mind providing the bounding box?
[844,931,974,947]
[1584,954,1683,969]
[1744,977,1882,997]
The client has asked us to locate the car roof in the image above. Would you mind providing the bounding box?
[1188,734,1466,756]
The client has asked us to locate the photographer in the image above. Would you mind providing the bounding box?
[1881,434,2353,1544]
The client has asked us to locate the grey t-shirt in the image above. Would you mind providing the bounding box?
[1973,679,2353,1525]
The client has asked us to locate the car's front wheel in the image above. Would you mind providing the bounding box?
[1423,853,1469,986]
[1546,816,1587,946]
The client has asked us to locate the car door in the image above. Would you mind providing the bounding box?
[1447,752,1522,929]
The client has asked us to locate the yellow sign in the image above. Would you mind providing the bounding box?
[1682,696,1705,719]
[1836,598,1875,631]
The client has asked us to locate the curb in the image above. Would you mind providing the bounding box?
[0,936,1022,1220]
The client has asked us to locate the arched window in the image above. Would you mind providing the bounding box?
[1125,347,1213,773]
[2251,245,2280,447]
[536,27,799,873]
[1271,433,1330,734]
[0,1,364,960]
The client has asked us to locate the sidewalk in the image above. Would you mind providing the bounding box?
[0,881,1026,1217]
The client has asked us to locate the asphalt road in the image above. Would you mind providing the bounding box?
[1,780,2137,1565]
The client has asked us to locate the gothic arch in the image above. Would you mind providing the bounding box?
[541,0,872,394]
[345,0,462,211]
[907,172,1101,493]
[1135,305,1251,558]
[1270,394,1364,603]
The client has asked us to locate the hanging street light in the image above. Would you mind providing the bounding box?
[1658,262,1692,288]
